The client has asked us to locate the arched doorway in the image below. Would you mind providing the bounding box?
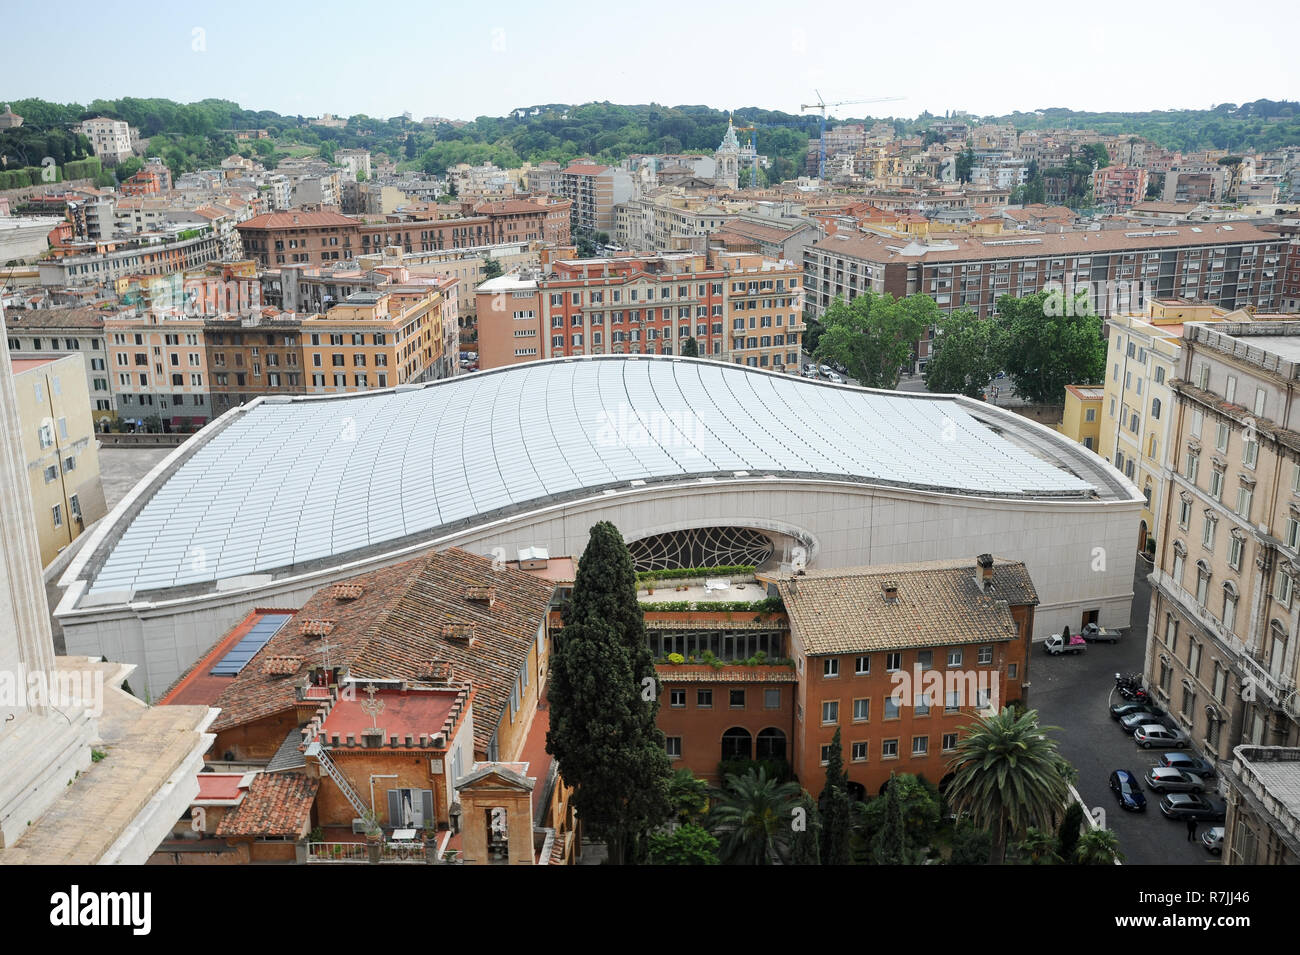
[1137,519,1148,553]
[721,727,752,761]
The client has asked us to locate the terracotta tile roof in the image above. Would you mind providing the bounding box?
[214,771,318,838]
[2,306,114,330]
[237,211,359,230]
[260,655,303,676]
[809,222,1282,265]
[562,164,610,177]
[209,557,425,731]
[715,219,803,244]
[772,558,1037,655]
[207,548,553,748]
[654,665,798,684]
[471,199,546,215]
[348,548,554,752]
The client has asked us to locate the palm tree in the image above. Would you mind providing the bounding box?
[708,768,801,865]
[944,706,1072,864]
[1016,826,1062,864]
[1075,828,1124,865]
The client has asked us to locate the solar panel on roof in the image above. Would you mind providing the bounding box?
[210,614,293,677]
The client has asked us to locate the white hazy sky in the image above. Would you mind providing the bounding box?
[3,0,1296,121]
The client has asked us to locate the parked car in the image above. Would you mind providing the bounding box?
[1158,793,1226,822]
[1043,632,1087,655]
[819,364,832,375]
[1135,723,1190,749]
[1119,711,1155,734]
[1143,767,1204,793]
[1110,701,1164,722]
[826,372,844,384]
[1201,826,1224,854]
[1108,769,1147,812]
[1158,752,1216,779]
[1081,622,1123,643]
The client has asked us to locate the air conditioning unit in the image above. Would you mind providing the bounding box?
[352,818,367,834]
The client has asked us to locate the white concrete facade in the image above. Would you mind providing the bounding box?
[59,475,1140,699]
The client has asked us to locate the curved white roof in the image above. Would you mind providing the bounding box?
[84,357,1101,597]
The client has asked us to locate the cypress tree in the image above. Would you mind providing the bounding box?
[546,521,672,864]
[871,773,908,864]
[819,726,852,864]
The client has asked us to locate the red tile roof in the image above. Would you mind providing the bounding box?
[773,558,1037,655]
[237,211,359,230]
[562,164,610,177]
[215,772,318,838]
[9,357,59,373]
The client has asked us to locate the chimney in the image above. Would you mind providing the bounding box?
[881,581,899,604]
[976,553,995,590]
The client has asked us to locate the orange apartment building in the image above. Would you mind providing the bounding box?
[476,249,804,371]
[299,285,447,392]
[236,210,360,268]
[770,556,1037,796]
[1092,166,1150,211]
[204,314,306,415]
[154,547,576,865]
[357,196,572,257]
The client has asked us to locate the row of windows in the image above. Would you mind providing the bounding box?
[667,687,781,709]
[815,734,959,764]
[8,337,101,351]
[819,646,996,677]
[815,690,998,725]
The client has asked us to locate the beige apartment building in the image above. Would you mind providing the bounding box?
[9,353,106,565]
[105,310,212,427]
[1100,302,1234,555]
[1146,321,1300,824]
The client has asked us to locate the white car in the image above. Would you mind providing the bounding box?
[826,372,844,384]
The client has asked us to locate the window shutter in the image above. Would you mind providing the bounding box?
[386,789,400,827]
[421,790,434,826]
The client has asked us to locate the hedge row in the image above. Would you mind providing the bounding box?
[635,565,757,582]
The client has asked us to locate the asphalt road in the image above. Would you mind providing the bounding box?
[1029,561,1223,865]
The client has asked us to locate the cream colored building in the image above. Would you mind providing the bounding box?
[10,353,106,566]
[1101,302,1235,555]
[1145,320,1300,816]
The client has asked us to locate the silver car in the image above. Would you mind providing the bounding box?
[1201,826,1224,854]
[1134,723,1189,749]
[1144,767,1203,793]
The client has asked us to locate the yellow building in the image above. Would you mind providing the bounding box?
[10,353,107,565]
[301,285,447,393]
[1100,302,1238,555]
[1058,385,1104,451]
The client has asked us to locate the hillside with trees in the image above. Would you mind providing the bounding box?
[4,96,1298,187]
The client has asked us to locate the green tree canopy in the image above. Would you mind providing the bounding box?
[923,309,1000,398]
[814,291,938,389]
[945,706,1072,864]
[646,823,719,865]
[708,768,801,865]
[818,727,852,865]
[994,292,1105,405]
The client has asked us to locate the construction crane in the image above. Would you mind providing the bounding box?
[800,93,903,181]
